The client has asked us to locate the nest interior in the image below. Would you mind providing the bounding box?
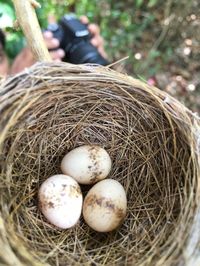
[0,62,199,266]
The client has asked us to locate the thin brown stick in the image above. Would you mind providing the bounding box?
[12,0,51,62]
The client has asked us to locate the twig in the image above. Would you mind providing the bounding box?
[12,0,51,62]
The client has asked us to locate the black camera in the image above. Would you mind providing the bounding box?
[46,14,109,65]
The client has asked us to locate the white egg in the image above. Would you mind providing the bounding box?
[38,174,83,229]
[61,145,112,185]
[83,179,127,232]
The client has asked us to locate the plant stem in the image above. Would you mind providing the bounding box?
[12,0,51,62]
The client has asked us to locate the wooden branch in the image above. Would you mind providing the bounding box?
[12,0,52,62]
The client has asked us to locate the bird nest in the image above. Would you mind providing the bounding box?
[0,62,200,266]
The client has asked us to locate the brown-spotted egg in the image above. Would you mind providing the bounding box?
[83,179,127,232]
[61,145,112,185]
[38,174,82,229]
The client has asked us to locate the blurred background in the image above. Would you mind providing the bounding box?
[0,0,199,113]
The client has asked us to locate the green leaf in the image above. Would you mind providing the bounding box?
[149,49,161,58]
[136,0,144,8]
[6,32,25,59]
[148,0,158,8]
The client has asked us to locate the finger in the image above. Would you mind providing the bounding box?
[54,58,62,62]
[98,47,108,59]
[80,15,89,24]
[43,31,53,39]
[49,49,65,60]
[90,36,107,59]
[46,38,60,50]
[43,34,60,50]
[91,35,104,49]
[88,23,100,36]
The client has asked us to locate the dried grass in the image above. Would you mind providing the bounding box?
[0,62,199,266]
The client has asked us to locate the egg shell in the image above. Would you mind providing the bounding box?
[61,145,112,184]
[38,174,83,229]
[83,179,127,232]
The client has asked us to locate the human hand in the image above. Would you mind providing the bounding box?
[10,31,64,74]
[80,16,107,59]
[43,31,65,62]
[11,15,107,74]
[43,14,107,61]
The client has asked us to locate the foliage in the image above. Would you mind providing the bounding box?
[1,0,198,81]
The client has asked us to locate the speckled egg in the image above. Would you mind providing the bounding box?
[83,179,127,232]
[38,174,83,229]
[61,145,112,184]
